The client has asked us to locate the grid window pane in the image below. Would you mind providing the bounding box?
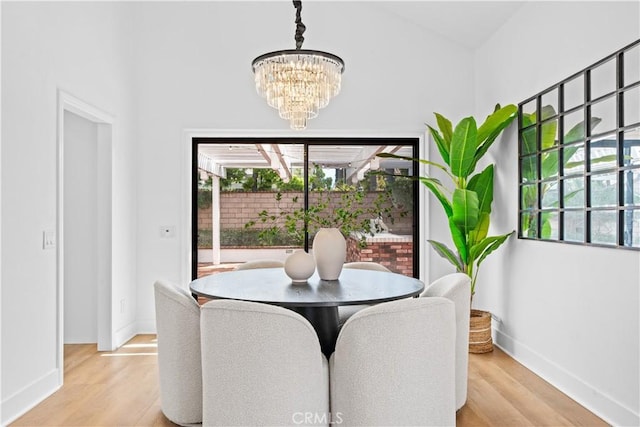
[623,168,640,206]
[590,173,617,207]
[590,95,617,134]
[623,209,640,247]
[590,210,617,245]
[591,58,617,99]
[521,155,538,182]
[521,184,538,211]
[522,99,536,117]
[540,211,558,240]
[563,109,588,144]
[519,42,640,250]
[541,149,559,180]
[624,45,640,86]
[564,75,584,111]
[563,177,585,208]
[521,127,537,155]
[624,85,639,125]
[563,143,585,176]
[541,182,558,208]
[590,135,617,172]
[623,128,640,167]
[564,210,585,242]
[521,211,537,238]
[540,119,558,150]
[541,89,558,115]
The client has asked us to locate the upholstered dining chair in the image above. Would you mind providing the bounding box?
[338,262,392,324]
[330,297,456,426]
[153,280,202,426]
[234,259,284,270]
[200,299,329,426]
[421,272,471,410]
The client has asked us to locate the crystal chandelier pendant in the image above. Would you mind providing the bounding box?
[251,1,345,130]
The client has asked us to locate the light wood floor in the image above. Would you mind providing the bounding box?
[11,334,607,427]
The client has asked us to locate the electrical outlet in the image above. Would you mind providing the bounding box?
[43,230,56,250]
[159,226,176,239]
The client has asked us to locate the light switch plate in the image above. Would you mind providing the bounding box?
[43,230,56,249]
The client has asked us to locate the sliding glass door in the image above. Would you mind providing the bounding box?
[192,138,419,279]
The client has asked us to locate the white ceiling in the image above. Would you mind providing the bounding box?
[370,1,526,49]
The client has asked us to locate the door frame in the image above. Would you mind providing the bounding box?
[180,129,429,285]
[56,90,115,383]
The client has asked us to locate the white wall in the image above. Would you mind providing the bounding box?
[132,1,476,330]
[1,3,138,424]
[63,111,98,343]
[474,2,640,425]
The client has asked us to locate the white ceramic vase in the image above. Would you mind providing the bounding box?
[313,227,346,280]
[284,250,316,284]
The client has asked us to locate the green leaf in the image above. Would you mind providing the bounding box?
[419,177,452,218]
[468,212,490,246]
[477,104,518,144]
[476,231,514,267]
[540,106,558,150]
[467,165,494,214]
[473,105,517,171]
[450,117,478,178]
[428,125,450,166]
[448,217,468,265]
[435,113,453,143]
[451,189,479,233]
[541,213,552,239]
[428,239,463,271]
[521,119,537,155]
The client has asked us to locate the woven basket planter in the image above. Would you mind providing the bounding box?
[469,309,493,353]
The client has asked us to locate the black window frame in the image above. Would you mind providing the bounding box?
[518,39,640,249]
[191,137,420,279]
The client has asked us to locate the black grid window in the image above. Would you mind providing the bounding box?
[518,39,640,249]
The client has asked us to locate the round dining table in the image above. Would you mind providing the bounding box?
[190,267,425,357]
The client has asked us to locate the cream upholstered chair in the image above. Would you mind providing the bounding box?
[421,273,471,410]
[343,261,391,272]
[200,299,329,426]
[338,262,392,324]
[330,297,456,426]
[234,259,284,270]
[153,280,202,426]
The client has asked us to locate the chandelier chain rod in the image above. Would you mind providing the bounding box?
[293,0,306,50]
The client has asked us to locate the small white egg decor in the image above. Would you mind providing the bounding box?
[284,250,316,284]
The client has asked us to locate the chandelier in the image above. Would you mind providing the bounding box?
[251,0,345,130]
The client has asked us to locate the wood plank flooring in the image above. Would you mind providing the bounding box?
[11,334,607,426]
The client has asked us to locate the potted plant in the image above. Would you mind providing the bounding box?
[380,104,517,352]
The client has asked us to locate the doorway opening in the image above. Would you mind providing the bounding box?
[57,91,114,383]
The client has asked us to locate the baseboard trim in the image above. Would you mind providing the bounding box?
[1,368,61,426]
[114,321,137,348]
[493,327,639,426]
[136,318,157,335]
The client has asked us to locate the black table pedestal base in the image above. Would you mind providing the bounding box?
[291,306,339,357]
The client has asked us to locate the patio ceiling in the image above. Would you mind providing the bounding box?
[198,143,415,182]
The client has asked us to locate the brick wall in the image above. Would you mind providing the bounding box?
[199,191,413,234]
[346,236,414,276]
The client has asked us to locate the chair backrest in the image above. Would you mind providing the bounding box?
[422,272,471,410]
[343,261,391,272]
[200,299,329,426]
[331,297,456,426]
[234,259,284,270]
[153,280,202,425]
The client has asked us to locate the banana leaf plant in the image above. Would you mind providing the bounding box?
[520,105,609,238]
[380,104,517,297]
